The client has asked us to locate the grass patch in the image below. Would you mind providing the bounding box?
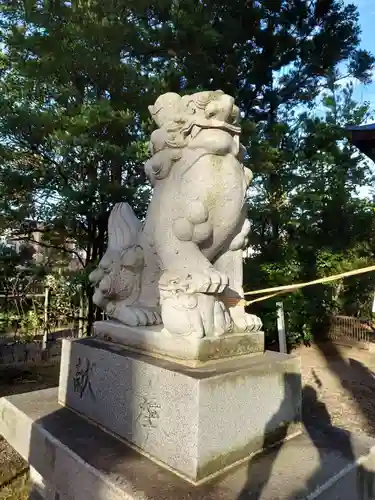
[0,473,29,500]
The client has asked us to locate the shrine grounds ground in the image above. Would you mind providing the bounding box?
[1,342,375,499]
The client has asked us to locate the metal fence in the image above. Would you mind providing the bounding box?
[327,315,375,349]
[0,284,45,298]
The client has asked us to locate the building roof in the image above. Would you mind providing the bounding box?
[345,123,375,162]
[346,123,375,131]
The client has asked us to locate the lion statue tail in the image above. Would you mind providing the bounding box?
[89,203,142,292]
[107,202,142,251]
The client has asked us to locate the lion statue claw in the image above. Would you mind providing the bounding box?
[89,90,262,337]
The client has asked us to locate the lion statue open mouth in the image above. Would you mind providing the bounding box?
[89,90,262,338]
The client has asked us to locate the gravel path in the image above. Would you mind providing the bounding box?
[298,342,375,436]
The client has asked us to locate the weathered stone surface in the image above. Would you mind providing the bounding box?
[1,388,375,499]
[58,338,301,482]
[93,320,264,366]
[29,467,62,500]
[88,90,262,344]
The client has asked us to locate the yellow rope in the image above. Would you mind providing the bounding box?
[241,264,375,306]
[245,291,285,305]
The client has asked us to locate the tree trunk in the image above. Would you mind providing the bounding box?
[78,286,85,338]
[42,286,49,349]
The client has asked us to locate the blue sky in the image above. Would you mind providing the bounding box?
[345,0,375,108]
[344,0,375,195]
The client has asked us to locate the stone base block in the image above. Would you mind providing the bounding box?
[1,389,375,500]
[57,338,301,482]
[93,320,264,366]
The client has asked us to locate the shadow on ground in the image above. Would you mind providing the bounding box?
[0,364,59,399]
[315,341,375,434]
[237,340,375,499]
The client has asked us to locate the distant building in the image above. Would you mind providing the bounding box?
[0,224,86,270]
[0,227,41,258]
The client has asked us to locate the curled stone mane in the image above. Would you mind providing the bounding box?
[147,90,228,154]
[144,90,242,186]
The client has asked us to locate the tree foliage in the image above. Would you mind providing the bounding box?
[0,0,164,328]
[245,82,375,345]
[0,0,374,340]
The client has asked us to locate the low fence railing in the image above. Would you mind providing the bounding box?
[326,315,375,349]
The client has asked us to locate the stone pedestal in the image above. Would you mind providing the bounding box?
[1,388,375,500]
[58,337,301,482]
[93,320,265,366]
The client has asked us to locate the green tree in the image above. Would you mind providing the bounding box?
[0,241,47,335]
[0,0,164,330]
[0,0,373,340]
[0,243,30,293]
[246,81,375,346]
[292,81,375,330]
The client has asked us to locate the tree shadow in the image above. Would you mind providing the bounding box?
[297,383,375,499]
[0,364,59,398]
[315,340,375,435]
[236,369,375,499]
[237,372,301,499]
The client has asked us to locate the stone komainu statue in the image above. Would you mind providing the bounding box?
[89,90,262,338]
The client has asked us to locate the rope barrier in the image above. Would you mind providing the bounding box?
[240,264,375,306]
